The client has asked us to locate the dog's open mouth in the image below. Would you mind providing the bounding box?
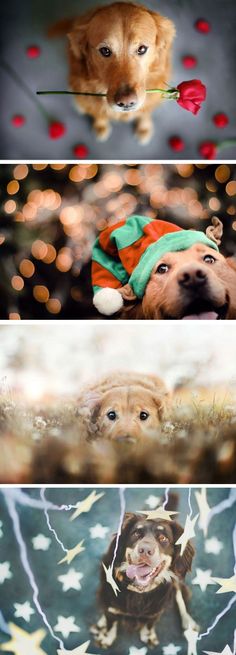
[164,300,228,321]
[126,561,165,587]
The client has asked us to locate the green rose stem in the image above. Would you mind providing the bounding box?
[0,58,54,120]
[218,140,236,150]
[36,88,180,99]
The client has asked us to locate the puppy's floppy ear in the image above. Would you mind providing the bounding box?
[206,217,223,246]
[67,8,97,59]
[102,513,137,569]
[149,10,176,72]
[76,390,102,439]
[171,521,195,578]
[152,390,170,421]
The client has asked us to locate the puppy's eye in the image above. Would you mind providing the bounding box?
[139,411,149,421]
[99,47,112,57]
[107,410,117,421]
[137,45,148,55]
[159,534,169,544]
[203,254,216,264]
[156,263,169,274]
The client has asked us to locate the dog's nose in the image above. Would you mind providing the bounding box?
[114,87,138,110]
[178,268,207,289]
[138,542,155,557]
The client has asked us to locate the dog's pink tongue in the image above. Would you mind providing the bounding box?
[126,564,152,580]
[182,312,218,320]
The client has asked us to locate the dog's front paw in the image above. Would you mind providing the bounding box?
[92,621,117,649]
[94,120,112,141]
[135,117,153,145]
[140,625,159,647]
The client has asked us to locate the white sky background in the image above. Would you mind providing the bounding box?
[0,322,236,398]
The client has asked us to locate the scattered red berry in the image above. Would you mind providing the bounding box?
[182,55,197,69]
[49,121,66,139]
[11,114,25,127]
[199,141,217,159]
[26,45,41,58]
[195,18,211,33]
[169,136,185,152]
[73,144,89,158]
[213,113,229,128]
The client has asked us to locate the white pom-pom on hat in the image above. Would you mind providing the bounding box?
[93,287,124,316]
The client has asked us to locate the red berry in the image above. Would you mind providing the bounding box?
[195,18,211,33]
[49,121,66,139]
[182,55,197,69]
[26,45,41,58]
[11,114,25,127]
[73,144,89,158]
[213,113,229,128]
[199,141,217,159]
[169,136,185,152]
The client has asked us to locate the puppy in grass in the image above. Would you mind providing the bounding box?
[49,2,175,143]
[76,371,169,444]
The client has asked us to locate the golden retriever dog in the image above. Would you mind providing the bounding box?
[49,2,176,143]
[121,245,236,320]
[76,372,169,443]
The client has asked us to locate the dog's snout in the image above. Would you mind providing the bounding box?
[114,87,138,110]
[114,435,136,443]
[138,541,155,557]
[178,267,207,289]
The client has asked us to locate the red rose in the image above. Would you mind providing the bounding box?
[199,141,217,159]
[176,79,206,115]
[195,18,211,34]
[169,136,185,152]
[73,144,89,158]
[182,55,197,69]
[213,113,229,128]
[26,45,41,58]
[11,114,25,127]
[49,121,66,139]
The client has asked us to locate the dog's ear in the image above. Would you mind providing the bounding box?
[206,217,223,246]
[152,391,170,421]
[171,521,195,578]
[149,11,176,72]
[76,390,102,438]
[102,513,137,569]
[67,9,97,59]
[119,284,137,302]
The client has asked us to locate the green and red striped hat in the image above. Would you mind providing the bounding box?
[92,215,219,315]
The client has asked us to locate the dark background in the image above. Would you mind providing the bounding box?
[0,487,235,654]
[0,0,236,160]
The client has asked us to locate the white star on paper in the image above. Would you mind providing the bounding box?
[204,647,233,655]
[175,514,199,556]
[70,491,105,521]
[14,601,35,622]
[195,488,211,536]
[145,495,161,509]
[163,644,181,655]
[204,537,223,555]
[58,568,84,592]
[0,521,3,538]
[57,640,100,654]
[184,627,199,655]
[58,540,85,565]
[211,575,236,594]
[0,561,12,584]
[139,508,178,522]
[54,616,80,639]
[192,568,216,592]
[102,564,120,596]
[129,648,148,655]
[89,524,109,539]
[32,534,51,551]
[0,623,47,655]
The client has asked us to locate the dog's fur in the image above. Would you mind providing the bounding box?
[92,508,197,647]
[76,372,169,443]
[49,2,175,143]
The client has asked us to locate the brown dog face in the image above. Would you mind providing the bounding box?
[68,3,175,113]
[89,386,166,443]
[112,514,194,592]
[142,244,232,320]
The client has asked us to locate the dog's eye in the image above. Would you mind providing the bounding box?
[107,410,117,421]
[99,47,112,57]
[203,254,216,264]
[137,45,148,55]
[159,534,169,544]
[156,263,169,274]
[139,411,149,421]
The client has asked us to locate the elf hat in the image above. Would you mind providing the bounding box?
[92,215,219,316]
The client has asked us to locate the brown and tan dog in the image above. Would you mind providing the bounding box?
[49,2,175,143]
[76,371,169,443]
